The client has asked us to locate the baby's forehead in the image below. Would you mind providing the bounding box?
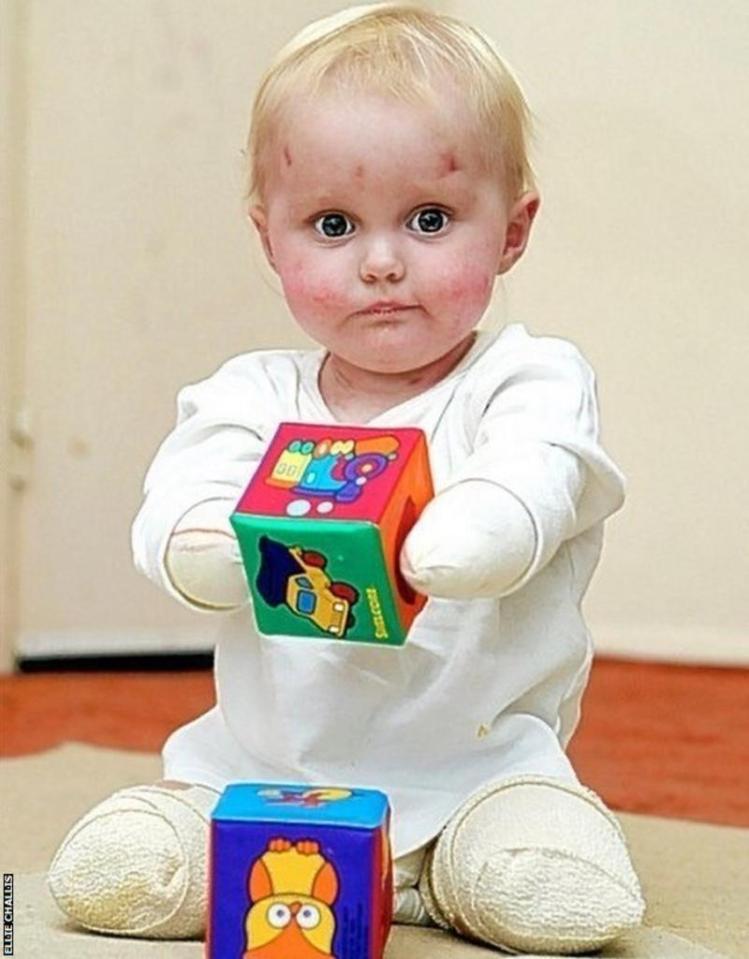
[270,89,484,187]
[278,153,479,217]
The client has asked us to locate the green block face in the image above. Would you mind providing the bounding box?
[230,513,407,646]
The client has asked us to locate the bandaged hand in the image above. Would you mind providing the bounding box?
[400,481,536,600]
[165,499,249,610]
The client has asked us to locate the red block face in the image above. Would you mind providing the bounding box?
[235,423,430,524]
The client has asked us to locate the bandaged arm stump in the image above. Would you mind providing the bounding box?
[401,340,625,602]
[131,356,277,612]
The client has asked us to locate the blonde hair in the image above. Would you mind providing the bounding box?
[245,2,536,207]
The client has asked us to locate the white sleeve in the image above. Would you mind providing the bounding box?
[444,338,625,593]
[131,356,274,610]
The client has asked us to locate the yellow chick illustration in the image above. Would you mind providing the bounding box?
[243,837,340,959]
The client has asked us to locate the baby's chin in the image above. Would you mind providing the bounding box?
[334,334,473,378]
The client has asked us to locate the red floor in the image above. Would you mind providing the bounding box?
[1,658,747,827]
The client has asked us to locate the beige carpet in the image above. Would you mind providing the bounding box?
[1,743,747,958]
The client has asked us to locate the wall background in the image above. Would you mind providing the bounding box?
[1,0,747,670]
[1,0,26,671]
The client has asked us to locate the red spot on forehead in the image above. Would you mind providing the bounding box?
[439,152,460,177]
[283,145,292,167]
[354,164,365,179]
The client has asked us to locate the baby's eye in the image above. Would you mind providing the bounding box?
[407,207,450,234]
[313,212,354,238]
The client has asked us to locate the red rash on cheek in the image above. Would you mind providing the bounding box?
[439,266,492,303]
[283,268,345,309]
[310,285,342,305]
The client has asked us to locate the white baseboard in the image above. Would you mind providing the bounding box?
[591,622,748,667]
[16,627,213,659]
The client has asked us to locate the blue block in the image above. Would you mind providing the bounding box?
[207,783,393,959]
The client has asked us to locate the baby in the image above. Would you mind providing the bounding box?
[48,3,645,954]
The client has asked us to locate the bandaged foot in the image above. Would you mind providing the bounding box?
[419,775,645,955]
[47,782,217,938]
[400,480,536,600]
[393,844,433,926]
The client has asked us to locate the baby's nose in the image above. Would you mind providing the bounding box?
[359,239,405,283]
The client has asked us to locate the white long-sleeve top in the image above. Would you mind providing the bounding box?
[131,323,625,856]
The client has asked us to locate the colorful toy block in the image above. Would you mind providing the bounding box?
[231,422,434,646]
[207,782,393,959]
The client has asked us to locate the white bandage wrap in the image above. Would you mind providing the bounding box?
[47,783,218,939]
[400,480,536,600]
[165,498,249,611]
[419,776,645,954]
[393,845,432,926]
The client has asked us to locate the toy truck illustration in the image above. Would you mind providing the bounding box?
[256,535,359,638]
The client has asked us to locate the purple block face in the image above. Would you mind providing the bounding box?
[207,784,392,959]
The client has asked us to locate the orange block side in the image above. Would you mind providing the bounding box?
[379,434,435,632]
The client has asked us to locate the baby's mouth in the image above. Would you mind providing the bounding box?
[357,306,419,317]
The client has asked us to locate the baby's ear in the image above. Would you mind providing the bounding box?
[497,191,540,276]
[248,204,276,271]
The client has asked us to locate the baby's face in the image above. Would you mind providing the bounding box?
[251,86,533,375]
